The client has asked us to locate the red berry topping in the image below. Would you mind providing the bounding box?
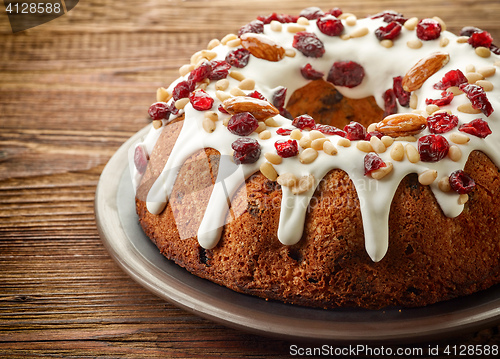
[134,145,149,175]
[371,11,407,25]
[468,31,493,49]
[276,128,294,136]
[218,104,229,114]
[344,121,366,141]
[327,61,365,88]
[425,91,454,107]
[208,60,231,81]
[459,118,492,138]
[433,69,468,90]
[272,87,287,111]
[232,138,261,164]
[416,19,442,41]
[312,124,346,137]
[227,112,259,136]
[300,7,325,20]
[257,13,298,24]
[460,26,482,37]
[148,102,171,121]
[364,153,387,176]
[188,61,211,83]
[417,134,450,162]
[427,112,459,134]
[247,90,267,101]
[292,114,315,130]
[365,131,384,140]
[316,15,344,36]
[172,80,195,101]
[459,84,494,117]
[449,170,475,194]
[292,32,325,58]
[275,139,299,158]
[300,63,325,80]
[325,7,343,18]
[189,90,214,111]
[383,89,398,117]
[393,76,410,107]
[238,20,264,37]
[375,22,402,41]
[225,48,251,68]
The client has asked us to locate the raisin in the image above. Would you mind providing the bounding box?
[344,121,366,141]
[313,124,346,137]
[459,118,492,138]
[433,69,468,90]
[300,63,325,80]
[292,114,315,130]
[292,31,325,58]
[364,153,386,175]
[449,170,475,194]
[316,15,344,36]
[427,112,459,134]
[417,134,450,162]
[227,112,259,136]
[468,31,493,48]
[225,48,251,68]
[232,138,261,164]
[393,76,410,107]
[238,20,264,37]
[189,90,214,111]
[375,21,402,41]
[416,19,441,41]
[327,61,365,88]
[383,88,398,117]
[459,83,494,117]
[425,91,454,107]
[148,102,171,121]
[275,139,299,158]
[208,60,231,80]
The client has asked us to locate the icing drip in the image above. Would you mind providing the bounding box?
[132,13,500,262]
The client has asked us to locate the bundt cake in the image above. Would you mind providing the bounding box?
[130,7,500,309]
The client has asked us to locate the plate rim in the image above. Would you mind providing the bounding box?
[95,125,500,343]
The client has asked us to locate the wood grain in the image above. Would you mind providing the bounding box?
[1,0,499,356]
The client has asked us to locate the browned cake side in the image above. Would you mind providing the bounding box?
[135,84,500,309]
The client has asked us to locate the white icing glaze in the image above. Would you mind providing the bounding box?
[132,12,500,262]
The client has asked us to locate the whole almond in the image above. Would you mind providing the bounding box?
[222,97,279,121]
[240,33,286,62]
[402,52,450,92]
[375,113,427,137]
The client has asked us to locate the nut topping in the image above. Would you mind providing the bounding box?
[240,33,286,62]
[375,113,427,137]
[222,96,279,121]
[402,52,450,91]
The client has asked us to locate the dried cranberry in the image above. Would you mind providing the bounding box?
[292,32,325,58]
[148,102,171,121]
[275,139,299,158]
[459,84,494,117]
[189,90,214,111]
[383,89,398,117]
[344,121,366,141]
[468,31,493,48]
[371,11,407,25]
[257,13,298,24]
[375,22,402,41]
[427,112,459,134]
[300,63,325,80]
[364,153,387,176]
[491,44,500,55]
[238,20,264,37]
[416,19,442,41]
[316,15,344,36]
[172,80,195,101]
[227,112,259,136]
[433,69,468,90]
[327,61,365,88]
[325,8,343,17]
[134,145,149,175]
[460,26,482,37]
[292,114,315,130]
[425,91,454,107]
[313,124,346,137]
[232,138,261,164]
[218,104,229,114]
[188,61,211,83]
[365,131,384,140]
[272,87,287,111]
[417,134,450,162]
[225,48,251,68]
[449,170,475,194]
[167,101,179,117]
[300,7,324,20]
[393,76,410,107]
[247,90,267,101]
[208,60,231,80]
[276,128,294,136]
[459,118,492,138]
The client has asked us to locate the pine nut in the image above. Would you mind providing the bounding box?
[439,37,450,47]
[152,120,162,129]
[475,47,491,58]
[259,130,271,140]
[371,162,393,180]
[350,27,369,38]
[446,86,464,96]
[432,16,446,31]
[457,103,482,114]
[426,104,440,115]
[287,24,307,33]
[458,194,469,205]
[221,34,237,45]
[477,66,496,78]
[356,140,373,153]
[407,39,423,49]
[207,38,221,50]
[370,136,386,153]
[297,17,310,25]
[381,136,394,148]
[299,135,311,148]
[175,98,190,109]
[337,138,351,147]
[309,130,325,141]
[216,91,231,102]
[238,78,256,90]
[466,72,484,84]
[438,176,451,192]
[410,93,418,109]
[264,117,279,127]
[285,49,296,57]
[418,170,437,185]
[311,138,329,151]
[179,64,193,76]
[230,87,246,97]
[396,135,417,142]
[404,17,419,31]
[260,162,278,181]
[299,148,318,164]
[255,122,266,133]
[465,64,476,73]
[345,15,357,26]
[202,118,216,133]
[265,152,282,165]
[390,142,405,161]
[290,129,302,140]
[456,36,469,43]
[156,87,171,102]
[380,39,393,48]
[449,132,470,144]
[204,111,218,122]
[448,145,462,161]
[226,38,242,48]
[405,144,420,163]
[229,71,245,81]
[367,123,378,132]
[216,79,230,91]
[270,20,282,32]
[277,173,298,187]
[323,141,337,155]
[291,175,315,195]
[476,80,494,92]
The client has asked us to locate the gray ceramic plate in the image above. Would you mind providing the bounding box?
[95,125,500,343]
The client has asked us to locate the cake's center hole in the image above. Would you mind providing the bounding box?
[286,79,384,129]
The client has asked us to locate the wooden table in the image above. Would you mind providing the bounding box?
[1,0,499,356]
